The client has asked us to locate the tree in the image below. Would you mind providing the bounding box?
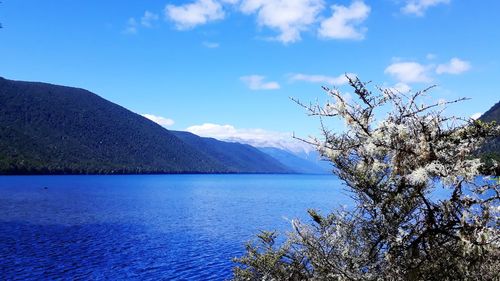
[233,77,500,280]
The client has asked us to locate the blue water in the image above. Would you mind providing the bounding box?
[0,174,350,280]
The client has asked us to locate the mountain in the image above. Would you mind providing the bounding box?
[223,136,313,155]
[479,101,500,175]
[480,101,500,123]
[293,150,334,172]
[0,77,291,174]
[258,147,331,174]
[480,100,500,153]
[171,131,292,173]
[193,132,331,174]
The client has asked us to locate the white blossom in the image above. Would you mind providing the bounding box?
[234,77,500,281]
[407,167,429,184]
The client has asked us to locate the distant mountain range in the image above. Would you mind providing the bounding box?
[171,131,292,173]
[258,147,331,174]
[0,77,328,175]
[223,136,313,155]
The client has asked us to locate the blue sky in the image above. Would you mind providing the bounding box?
[1,0,499,150]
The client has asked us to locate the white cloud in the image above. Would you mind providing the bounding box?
[239,0,324,43]
[186,123,313,153]
[436,58,471,75]
[240,75,280,90]
[158,0,372,44]
[289,73,355,85]
[401,0,450,16]
[165,0,225,30]
[318,1,370,40]
[141,11,159,27]
[385,82,412,93]
[142,114,175,127]
[202,41,220,48]
[385,57,471,84]
[124,18,138,34]
[470,112,482,120]
[384,61,432,83]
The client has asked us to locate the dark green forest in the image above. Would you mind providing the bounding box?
[479,101,500,175]
[0,77,292,174]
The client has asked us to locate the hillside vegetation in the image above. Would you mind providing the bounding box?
[0,77,292,174]
[479,100,500,175]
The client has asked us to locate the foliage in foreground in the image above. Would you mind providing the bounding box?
[233,78,500,280]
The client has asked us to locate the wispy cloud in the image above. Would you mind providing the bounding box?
[318,1,370,40]
[385,61,433,83]
[142,114,175,127]
[384,82,412,93]
[401,0,450,16]
[141,11,159,28]
[124,11,159,34]
[426,53,437,60]
[186,123,313,153]
[202,41,220,48]
[240,75,280,90]
[124,18,138,34]
[239,0,324,43]
[289,73,355,86]
[436,58,471,74]
[165,0,225,30]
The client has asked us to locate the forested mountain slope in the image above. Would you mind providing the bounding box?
[479,100,500,175]
[0,77,291,174]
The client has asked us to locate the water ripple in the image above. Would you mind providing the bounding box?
[0,174,347,280]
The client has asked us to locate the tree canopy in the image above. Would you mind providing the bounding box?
[233,77,500,280]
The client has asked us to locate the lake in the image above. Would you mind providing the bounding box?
[0,174,350,280]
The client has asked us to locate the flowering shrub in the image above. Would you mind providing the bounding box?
[233,77,500,280]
